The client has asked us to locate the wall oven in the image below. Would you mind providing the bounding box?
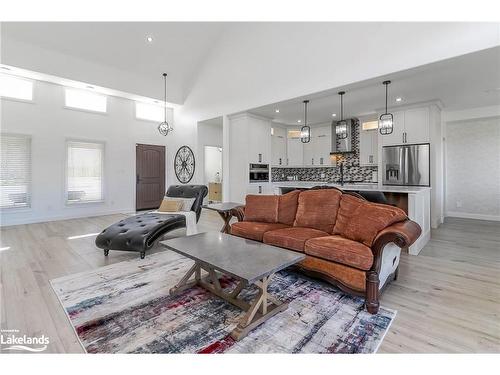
[249,163,269,183]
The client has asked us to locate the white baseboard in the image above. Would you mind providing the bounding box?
[0,208,136,227]
[445,211,500,222]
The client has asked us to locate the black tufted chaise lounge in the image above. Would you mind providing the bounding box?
[95,185,208,259]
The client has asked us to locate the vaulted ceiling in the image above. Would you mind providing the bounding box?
[1,22,229,104]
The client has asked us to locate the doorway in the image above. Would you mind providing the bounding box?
[198,117,223,203]
[204,145,223,202]
[136,143,166,211]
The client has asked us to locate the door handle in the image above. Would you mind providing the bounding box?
[258,185,262,194]
[279,158,282,165]
[312,158,314,165]
[258,153,262,162]
[136,174,140,184]
[320,157,323,165]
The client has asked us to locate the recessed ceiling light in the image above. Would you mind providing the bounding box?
[275,109,280,113]
[331,113,337,117]
[395,97,402,102]
[297,120,302,123]
[146,36,153,43]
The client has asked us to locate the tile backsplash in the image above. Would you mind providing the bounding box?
[271,119,378,183]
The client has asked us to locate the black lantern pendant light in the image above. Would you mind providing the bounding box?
[379,80,394,135]
[158,73,174,136]
[336,91,348,139]
[300,100,311,143]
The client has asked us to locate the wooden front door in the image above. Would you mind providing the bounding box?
[136,144,166,210]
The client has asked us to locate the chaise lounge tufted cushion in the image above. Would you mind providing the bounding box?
[333,194,408,247]
[95,213,186,253]
[230,221,289,242]
[304,235,374,270]
[263,227,329,252]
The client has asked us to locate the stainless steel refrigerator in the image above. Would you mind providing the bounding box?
[382,143,430,186]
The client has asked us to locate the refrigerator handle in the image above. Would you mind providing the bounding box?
[403,146,409,185]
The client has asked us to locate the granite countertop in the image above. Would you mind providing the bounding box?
[271,181,431,194]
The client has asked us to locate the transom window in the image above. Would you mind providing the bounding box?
[65,88,107,113]
[0,74,34,101]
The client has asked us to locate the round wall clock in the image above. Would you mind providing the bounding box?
[174,145,195,184]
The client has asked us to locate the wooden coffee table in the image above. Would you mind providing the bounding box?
[160,232,305,340]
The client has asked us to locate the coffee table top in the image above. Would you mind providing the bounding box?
[160,232,305,284]
[203,202,243,212]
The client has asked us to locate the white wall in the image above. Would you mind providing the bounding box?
[444,106,500,221]
[0,80,198,226]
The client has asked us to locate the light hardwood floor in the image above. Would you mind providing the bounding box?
[0,212,499,353]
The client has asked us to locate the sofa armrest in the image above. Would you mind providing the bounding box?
[370,220,422,272]
[230,205,245,222]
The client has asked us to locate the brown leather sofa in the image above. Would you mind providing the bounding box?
[229,187,421,314]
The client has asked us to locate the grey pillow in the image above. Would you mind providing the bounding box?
[163,197,196,212]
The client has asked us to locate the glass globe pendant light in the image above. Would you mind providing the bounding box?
[379,80,394,135]
[300,100,311,143]
[158,73,174,136]
[336,91,348,139]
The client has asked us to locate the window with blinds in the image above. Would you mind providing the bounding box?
[66,141,104,204]
[1,134,32,208]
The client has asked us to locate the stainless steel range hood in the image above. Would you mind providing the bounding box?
[330,118,356,155]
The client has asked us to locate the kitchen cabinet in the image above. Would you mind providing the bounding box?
[246,183,273,195]
[271,126,287,166]
[405,107,430,144]
[247,115,272,163]
[286,132,304,166]
[379,107,430,146]
[313,125,332,166]
[380,111,405,146]
[359,128,378,166]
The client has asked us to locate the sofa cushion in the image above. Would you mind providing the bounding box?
[278,190,301,225]
[263,227,329,252]
[230,221,289,242]
[333,194,407,247]
[305,235,374,271]
[293,189,342,233]
[243,195,279,223]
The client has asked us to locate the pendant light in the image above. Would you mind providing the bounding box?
[379,80,394,135]
[158,73,174,136]
[300,100,311,143]
[336,91,348,139]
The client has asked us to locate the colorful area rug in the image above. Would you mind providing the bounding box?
[51,251,395,353]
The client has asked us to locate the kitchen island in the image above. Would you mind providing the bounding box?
[272,181,431,255]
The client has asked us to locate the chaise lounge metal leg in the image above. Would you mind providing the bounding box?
[140,251,146,259]
[104,249,109,256]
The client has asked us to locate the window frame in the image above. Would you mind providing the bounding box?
[0,133,32,210]
[0,74,35,103]
[64,139,106,206]
[64,88,108,115]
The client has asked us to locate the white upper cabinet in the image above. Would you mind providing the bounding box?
[404,107,430,144]
[313,124,332,166]
[379,107,430,146]
[286,129,304,166]
[271,126,287,166]
[359,127,378,166]
[380,111,405,146]
[246,115,272,163]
